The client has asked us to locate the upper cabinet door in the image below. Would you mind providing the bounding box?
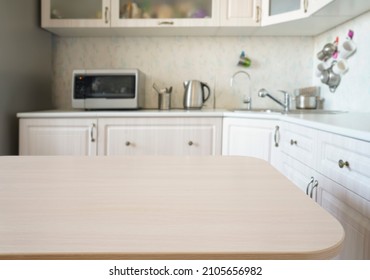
[110,0,219,27]
[220,0,261,26]
[41,0,111,28]
[261,0,334,26]
[261,0,307,26]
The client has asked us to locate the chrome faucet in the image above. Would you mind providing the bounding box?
[230,70,252,110]
[258,88,290,112]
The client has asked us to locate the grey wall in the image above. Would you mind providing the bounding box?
[0,0,52,155]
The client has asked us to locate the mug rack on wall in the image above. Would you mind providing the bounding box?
[315,30,357,92]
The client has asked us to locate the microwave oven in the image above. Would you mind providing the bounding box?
[72,69,145,109]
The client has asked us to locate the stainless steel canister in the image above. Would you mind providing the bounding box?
[158,92,171,110]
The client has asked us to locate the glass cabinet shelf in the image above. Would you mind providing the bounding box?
[118,0,213,20]
[269,0,301,17]
[50,0,104,19]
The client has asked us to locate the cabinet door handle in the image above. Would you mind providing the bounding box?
[306,177,314,195]
[290,139,298,146]
[188,141,194,146]
[304,0,309,13]
[104,6,109,24]
[338,159,350,169]
[158,21,174,25]
[310,180,318,201]
[90,124,96,143]
[274,126,280,147]
[256,6,261,23]
[125,141,131,146]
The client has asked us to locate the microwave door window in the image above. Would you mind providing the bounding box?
[89,76,136,99]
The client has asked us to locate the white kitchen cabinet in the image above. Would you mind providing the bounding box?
[41,0,369,36]
[41,0,111,28]
[98,117,222,156]
[261,0,333,26]
[19,118,97,156]
[219,0,261,27]
[222,117,279,163]
[278,121,370,259]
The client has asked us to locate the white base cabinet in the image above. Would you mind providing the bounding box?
[222,117,279,162]
[19,117,222,156]
[19,118,97,156]
[278,120,370,259]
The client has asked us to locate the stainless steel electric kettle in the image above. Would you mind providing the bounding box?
[183,80,211,109]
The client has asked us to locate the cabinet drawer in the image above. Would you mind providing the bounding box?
[98,118,222,156]
[317,131,370,201]
[281,122,318,167]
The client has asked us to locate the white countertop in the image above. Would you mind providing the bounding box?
[17,109,370,142]
[16,109,226,118]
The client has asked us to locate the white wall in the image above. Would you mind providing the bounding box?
[52,36,313,110]
[0,0,52,155]
[313,11,370,112]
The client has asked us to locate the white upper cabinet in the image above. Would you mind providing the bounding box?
[41,0,111,28]
[261,0,333,26]
[41,0,369,36]
[220,0,261,27]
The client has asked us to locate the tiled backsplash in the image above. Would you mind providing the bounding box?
[313,11,370,112]
[51,11,370,112]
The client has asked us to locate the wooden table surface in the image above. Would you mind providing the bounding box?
[0,156,344,260]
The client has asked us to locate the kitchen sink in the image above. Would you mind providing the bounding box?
[233,109,282,114]
[233,109,347,115]
[285,109,347,114]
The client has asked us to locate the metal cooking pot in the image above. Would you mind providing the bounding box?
[296,95,317,109]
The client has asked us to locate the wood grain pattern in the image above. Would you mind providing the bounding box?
[0,156,344,260]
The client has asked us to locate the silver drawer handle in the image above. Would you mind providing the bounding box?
[306,177,314,195]
[290,139,298,146]
[304,0,309,13]
[256,6,261,23]
[274,126,280,147]
[338,159,349,169]
[310,180,318,201]
[104,6,109,24]
[90,124,96,143]
[158,21,174,25]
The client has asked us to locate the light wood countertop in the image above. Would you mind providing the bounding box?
[0,156,344,260]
